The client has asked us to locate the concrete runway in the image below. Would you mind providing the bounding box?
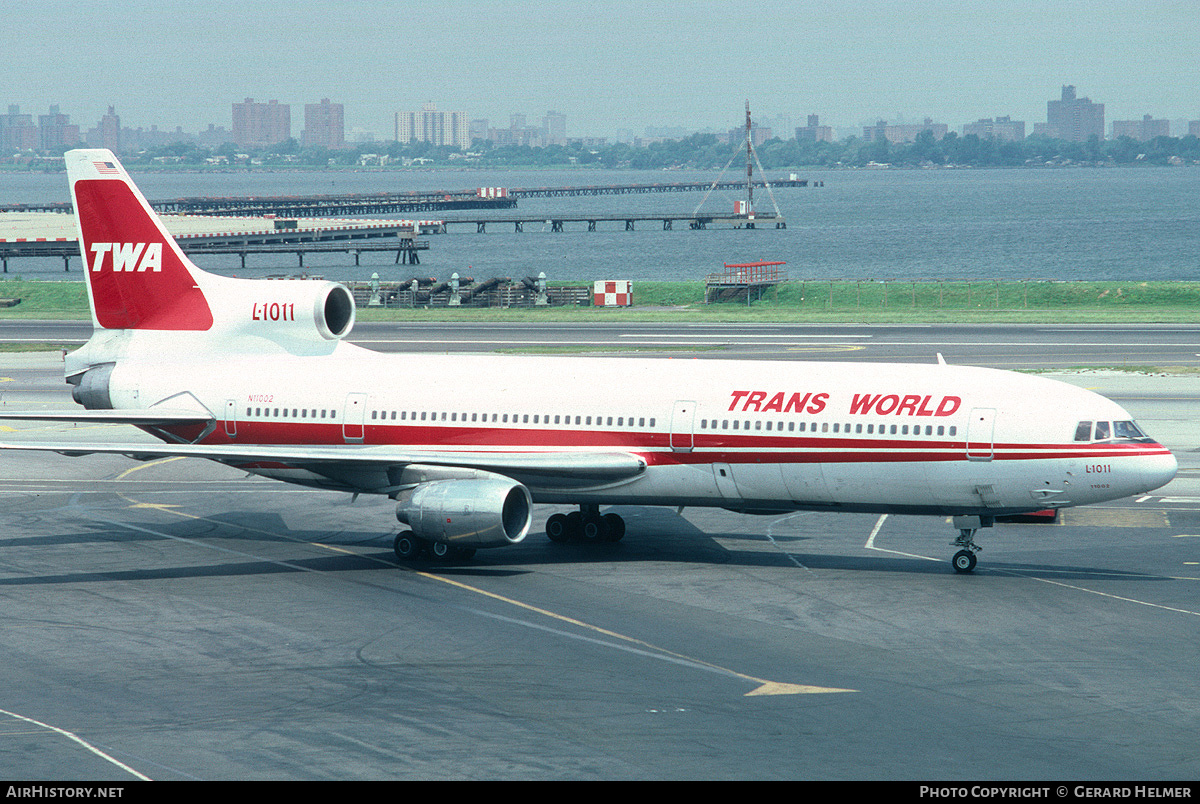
[7,319,1200,368]
[1,326,1198,780]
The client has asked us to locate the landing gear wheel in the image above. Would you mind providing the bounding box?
[952,549,977,574]
[428,540,452,561]
[393,530,422,561]
[602,513,625,542]
[581,515,607,541]
[546,513,570,542]
[950,523,985,574]
[546,508,626,543]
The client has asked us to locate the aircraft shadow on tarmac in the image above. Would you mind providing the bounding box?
[0,504,1171,585]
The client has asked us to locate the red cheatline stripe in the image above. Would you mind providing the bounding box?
[170,421,1171,465]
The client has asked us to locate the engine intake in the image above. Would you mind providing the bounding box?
[395,478,532,549]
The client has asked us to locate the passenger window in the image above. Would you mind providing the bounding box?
[1074,421,1092,441]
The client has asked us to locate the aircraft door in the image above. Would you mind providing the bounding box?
[966,408,996,461]
[224,399,237,438]
[670,400,696,453]
[343,393,366,443]
[712,463,740,498]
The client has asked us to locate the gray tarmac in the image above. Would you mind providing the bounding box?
[0,325,1198,780]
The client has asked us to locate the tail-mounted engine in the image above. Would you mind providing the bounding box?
[224,280,356,347]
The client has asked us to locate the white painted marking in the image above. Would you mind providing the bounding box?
[765,512,816,573]
[863,514,942,562]
[0,706,151,780]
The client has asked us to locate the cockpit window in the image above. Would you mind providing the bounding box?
[1077,419,1154,442]
[1113,420,1146,439]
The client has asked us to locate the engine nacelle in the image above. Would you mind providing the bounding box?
[221,279,356,346]
[395,478,532,549]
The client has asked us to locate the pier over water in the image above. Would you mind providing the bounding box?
[0,178,812,218]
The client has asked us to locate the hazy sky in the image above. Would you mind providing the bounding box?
[5,0,1198,139]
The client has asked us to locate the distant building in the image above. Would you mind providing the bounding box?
[962,116,1025,142]
[727,124,773,146]
[38,105,80,152]
[489,124,545,148]
[1191,121,1200,138]
[542,110,566,146]
[197,124,232,148]
[87,106,122,153]
[469,118,489,145]
[232,98,291,147]
[1111,114,1170,141]
[795,114,834,143]
[1038,85,1104,142]
[863,118,947,144]
[302,98,344,148]
[395,102,470,149]
[0,104,39,151]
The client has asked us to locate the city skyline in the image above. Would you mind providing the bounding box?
[3,0,1198,142]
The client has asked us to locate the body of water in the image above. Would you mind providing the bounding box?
[3,166,1198,284]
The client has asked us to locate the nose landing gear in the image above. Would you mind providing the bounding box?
[950,515,991,574]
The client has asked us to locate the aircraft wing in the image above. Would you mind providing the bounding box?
[0,409,214,426]
[0,439,648,488]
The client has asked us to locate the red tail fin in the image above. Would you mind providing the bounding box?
[68,150,213,330]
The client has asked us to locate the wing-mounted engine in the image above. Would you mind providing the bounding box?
[394,468,533,549]
[210,278,356,350]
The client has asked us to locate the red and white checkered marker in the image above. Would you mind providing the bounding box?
[593,280,631,307]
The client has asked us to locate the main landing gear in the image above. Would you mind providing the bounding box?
[950,515,991,574]
[393,531,476,563]
[545,505,626,543]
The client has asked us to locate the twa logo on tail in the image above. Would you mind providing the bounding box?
[89,242,163,272]
[69,149,213,331]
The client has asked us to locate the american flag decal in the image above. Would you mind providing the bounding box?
[93,161,119,175]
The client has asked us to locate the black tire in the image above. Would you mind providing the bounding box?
[952,550,977,574]
[602,513,626,542]
[428,540,452,560]
[546,513,570,542]
[581,516,607,541]
[394,531,422,561]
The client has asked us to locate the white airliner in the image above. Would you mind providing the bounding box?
[0,149,1178,572]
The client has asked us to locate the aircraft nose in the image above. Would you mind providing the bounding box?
[1139,447,1178,494]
